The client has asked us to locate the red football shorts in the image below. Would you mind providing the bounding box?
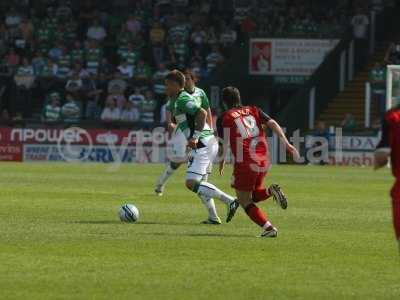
[231,161,270,192]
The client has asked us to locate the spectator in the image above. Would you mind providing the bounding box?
[98,57,115,79]
[36,24,54,54]
[369,62,386,117]
[32,50,46,75]
[152,63,169,100]
[70,41,85,63]
[150,21,166,65]
[70,62,89,79]
[87,19,107,42]
[19,17,34,44]
[85,40,103,75]
[106,89,127,110]
[340,113,357,131]
[191,25,207,49]
[120,100,140,122]
[101,98,120,122]
[129,87,145,107]
[16,57,34,76]
[5,7,22,28]
[48,42,64,61]
[126,14,142,35]
[61,94,81,123]
[140,90,157,125]
[169,35,189,68]
[134,59,152,86]
[150,21,166,45]
[108,71,127,95]
[41,58,59,77]
[117,59,134,79]
[5,47,20,68]
[117,25,136,48]
[190,60,205,79]
[205,26,218,45]
[168,18,191,42]
[42,96,61,122]
[219,23,237,48]
[83,73,102,119]
[206,45,224,74]
[190,49,204,66]
[118,42,140,68]
[57,45,72,79]
[15,57,35,89]
[66,71,83,95]
[56,1,73,20]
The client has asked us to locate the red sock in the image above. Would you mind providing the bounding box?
[392,196,400,241]
[244,203,269,227]
[252,188,271,203]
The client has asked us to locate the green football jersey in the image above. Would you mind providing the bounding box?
[187,86,210,111]
[166,86,210,112]
[170,90,213,140]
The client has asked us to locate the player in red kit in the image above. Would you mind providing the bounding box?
[217,87,300,237]
[374,105,400,248]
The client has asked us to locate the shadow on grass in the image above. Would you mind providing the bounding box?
[140,232,255,239]
[70,221,254,238]
[72,220,201,226]
[72,220,122,224]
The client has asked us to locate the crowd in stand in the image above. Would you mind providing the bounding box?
[0,0,392,127]
[0,0,234,124]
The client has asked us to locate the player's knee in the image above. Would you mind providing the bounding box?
[170,162,181,170]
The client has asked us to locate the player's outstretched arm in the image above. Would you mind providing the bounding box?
[266,119,300,160]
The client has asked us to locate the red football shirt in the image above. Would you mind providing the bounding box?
[377,107,400,179]
[217,106,270,168]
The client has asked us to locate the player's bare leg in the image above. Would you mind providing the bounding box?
[236,190,277,237]
[155,161,182,196]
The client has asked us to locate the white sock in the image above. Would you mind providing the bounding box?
[156,164,176,187]
[196,182,234,205]
[199,194,219,221]
[263,221,273,230]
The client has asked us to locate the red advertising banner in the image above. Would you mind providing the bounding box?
[0,143,22,162]
[0,128,167,146]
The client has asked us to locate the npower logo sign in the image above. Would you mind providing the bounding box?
[10,128,85,143]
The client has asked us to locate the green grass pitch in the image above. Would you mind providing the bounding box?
[0,163,400,299]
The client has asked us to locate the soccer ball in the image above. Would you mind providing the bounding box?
[119,204,140,223]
